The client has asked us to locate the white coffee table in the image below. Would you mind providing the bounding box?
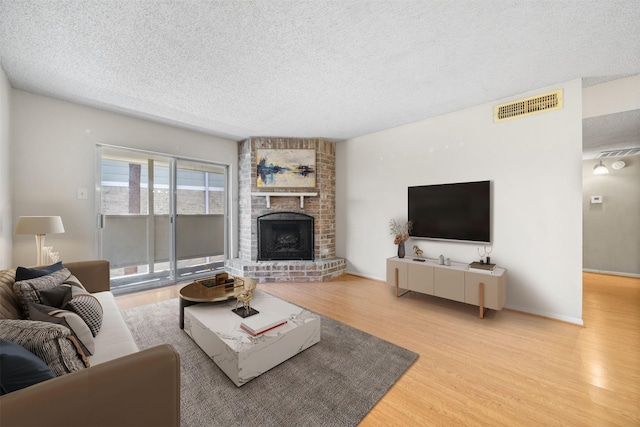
[183,289,321,386]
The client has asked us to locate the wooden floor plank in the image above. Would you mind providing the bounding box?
[116,272,640,426]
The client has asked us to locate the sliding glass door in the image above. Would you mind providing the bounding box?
[97,146,228,294]
[174,159,227,278]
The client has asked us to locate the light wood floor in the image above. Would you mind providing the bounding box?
[116,272,640,426]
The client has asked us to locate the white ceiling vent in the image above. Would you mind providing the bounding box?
[597,147,640,158]
[494,90,563,122]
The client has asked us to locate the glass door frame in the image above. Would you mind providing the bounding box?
[96,144,231,294]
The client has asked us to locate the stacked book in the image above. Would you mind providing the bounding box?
[468,261,496,273]
[240,313,288,337]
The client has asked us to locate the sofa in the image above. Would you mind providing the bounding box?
[0,260,180,427]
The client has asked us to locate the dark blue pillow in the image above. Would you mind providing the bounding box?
[0,339,55,395]
[15,262,64,281]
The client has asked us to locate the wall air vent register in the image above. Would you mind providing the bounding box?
[494,90,563,122]
[597,148,640,158]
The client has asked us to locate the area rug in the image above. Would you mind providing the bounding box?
[121,297,418,427]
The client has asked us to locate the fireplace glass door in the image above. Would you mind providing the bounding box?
[257,212,314,261]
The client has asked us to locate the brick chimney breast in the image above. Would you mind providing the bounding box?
[226,137,345,282]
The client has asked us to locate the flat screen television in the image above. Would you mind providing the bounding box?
[408,180,491,243]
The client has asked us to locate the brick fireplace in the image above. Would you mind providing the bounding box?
[225,137,346,282]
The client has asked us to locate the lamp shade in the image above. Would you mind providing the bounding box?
[15,216,65,235]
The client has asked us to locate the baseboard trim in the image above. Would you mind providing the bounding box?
[583,269,640,279]
[345,270,383,282]
[503,305,584,326]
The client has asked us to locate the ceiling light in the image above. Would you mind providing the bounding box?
[593,160,609,175]
[611,160,626,170]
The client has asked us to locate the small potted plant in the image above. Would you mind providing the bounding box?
[389,219,412,258]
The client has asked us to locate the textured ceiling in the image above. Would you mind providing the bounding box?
[1,1,639,147]
[583,110,640,159]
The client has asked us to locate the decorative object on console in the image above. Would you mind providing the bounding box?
[15,216,65,265]
[438,255,445,265]
[397,242,405,259]
[256,148,316,188]
[468,261,497,272]
[389,219,412,259]
[412,245,424,261]
[477,245,493,263]
[445,257,451,266]
[232,277,259,318]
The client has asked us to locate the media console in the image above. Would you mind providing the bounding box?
[386,257,507,318]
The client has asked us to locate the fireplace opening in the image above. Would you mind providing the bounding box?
[257,212,314,261]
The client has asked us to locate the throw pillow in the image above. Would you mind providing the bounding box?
[36,275,87,309]
[15,262,64,281]
[0,269,22,319]
[13,268,72,317]
[37,284,72,308]
[65,294,103,337]
[26,274,102,338]
[0,319,86,376]
[29,302,95,357]
[62,274,88,292]
[0,339,55,395]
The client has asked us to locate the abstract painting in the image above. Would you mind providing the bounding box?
[256,149,316,188]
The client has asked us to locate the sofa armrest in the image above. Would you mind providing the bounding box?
[0,344,180,427]
[65,260,111,293]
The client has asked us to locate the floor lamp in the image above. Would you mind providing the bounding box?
[15,216,65,265]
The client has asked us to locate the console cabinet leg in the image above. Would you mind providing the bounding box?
[479,282,486,319]
[395,268,409,297]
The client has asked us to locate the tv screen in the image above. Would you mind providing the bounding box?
[408,180,491,243]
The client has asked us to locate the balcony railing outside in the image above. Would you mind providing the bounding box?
[103,213,225,294]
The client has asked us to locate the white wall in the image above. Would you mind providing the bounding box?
[583,74,640,119]
[11,90,238,266]
[583,155,640,276]
[0,67,11,268]
[337,79,584,324]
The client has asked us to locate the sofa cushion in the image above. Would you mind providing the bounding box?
[15,262,64,281]
[0,339,55,395]
[0,319,87,376]
[29,303,95,356]
[88,292,138,365]
[13,269,71,317]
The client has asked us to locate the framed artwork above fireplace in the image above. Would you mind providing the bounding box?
[256,149,316,188]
